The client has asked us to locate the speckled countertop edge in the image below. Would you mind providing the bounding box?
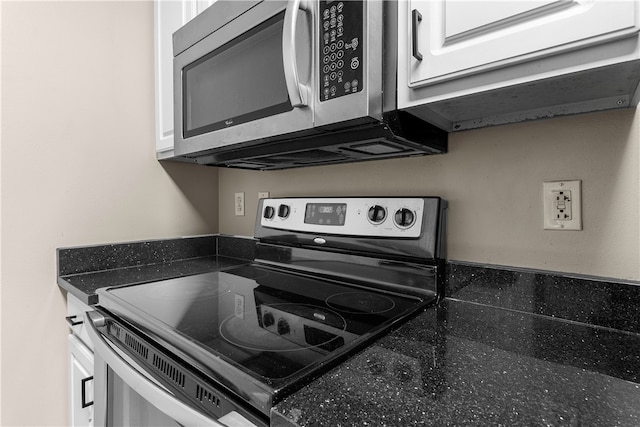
[272,262,640,426]
[446,261,640,335]
[272,299,640,426]
[57,237,640,426]
[57,235,256,305]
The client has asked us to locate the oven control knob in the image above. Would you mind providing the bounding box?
[277,318,290,335]
[394,208,415,228]
[264,206,275,219]
[263,312,275,327]
[367,205,386,224]
[278,204,290,219]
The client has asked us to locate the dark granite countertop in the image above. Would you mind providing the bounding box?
[272,264,640,426]
[57,235,255,305]
[58,255,249,305]
[58,237,640,425]
[273,300,640,426]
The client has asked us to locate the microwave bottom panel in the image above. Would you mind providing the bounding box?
[168,112,448,171]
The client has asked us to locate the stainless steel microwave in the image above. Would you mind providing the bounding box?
[171,0,447,170]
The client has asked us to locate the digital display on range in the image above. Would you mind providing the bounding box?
[305,203,346,226]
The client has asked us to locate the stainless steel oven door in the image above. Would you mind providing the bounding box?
[85,311,255,427]
[173,0,315,157]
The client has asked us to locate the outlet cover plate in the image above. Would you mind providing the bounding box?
[235,192,245,216]
[543,180,581,230]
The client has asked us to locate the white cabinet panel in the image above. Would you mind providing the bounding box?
[196,0,215,15]
[67,293,94,351]
[399,0,640,131]
[68,294,95,426]
[444,0,562,39]
[155,1,202,155]
[409,0,639,87]
[69,335,94,427]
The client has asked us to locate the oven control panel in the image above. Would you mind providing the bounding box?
[260,197,425,238]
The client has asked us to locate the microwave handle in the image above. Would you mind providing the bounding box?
[85,311,225,427]
[283,0,310,107]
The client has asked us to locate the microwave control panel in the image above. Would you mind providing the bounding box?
[319,0,364,102]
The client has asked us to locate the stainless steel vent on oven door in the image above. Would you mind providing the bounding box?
[85,311,258,427]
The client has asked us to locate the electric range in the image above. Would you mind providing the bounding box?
[86,197,446,426]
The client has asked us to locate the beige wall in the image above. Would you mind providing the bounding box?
[1,2,218,425]
[219,108,640,281]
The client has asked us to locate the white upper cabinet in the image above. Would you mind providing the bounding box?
[399,0,640,131]
[196,0,216,15]
[155,1,214,156]
[409,0,639,86]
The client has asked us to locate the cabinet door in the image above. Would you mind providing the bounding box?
[67,293,94,351]
[196,0,215,15]
[69,335,94,427]
[408,0,640,88]
[154,1,201,154]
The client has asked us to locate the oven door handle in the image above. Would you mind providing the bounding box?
[85,311,225,427]
[283,0,310,107]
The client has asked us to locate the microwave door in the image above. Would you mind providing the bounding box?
[173,1,315,157]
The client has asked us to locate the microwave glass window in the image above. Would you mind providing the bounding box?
[183,13,292,138]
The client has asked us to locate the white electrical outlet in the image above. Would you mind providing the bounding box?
[234,192,245,216]
[543,180,582,230]
[258,191,270,200]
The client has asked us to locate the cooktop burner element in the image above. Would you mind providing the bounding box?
[148,274,232,301]
[326,292,397,314]
[92,196,446,424]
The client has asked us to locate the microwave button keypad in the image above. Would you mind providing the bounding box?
[319,1,363,102]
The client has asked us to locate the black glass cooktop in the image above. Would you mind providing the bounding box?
[100,264,426,383]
